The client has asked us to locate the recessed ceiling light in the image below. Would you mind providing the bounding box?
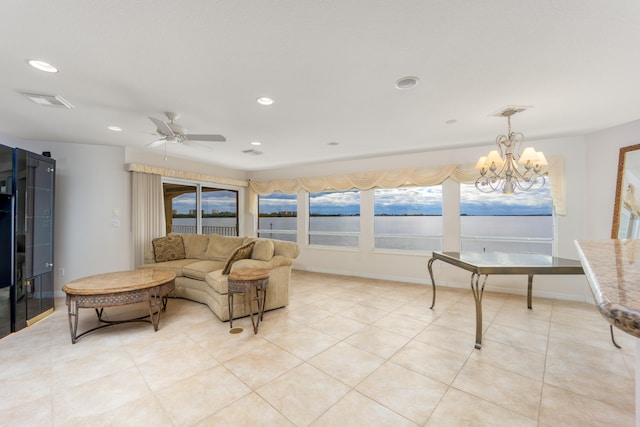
[107,125,122,131]
[445,119,457,125]
[395,76,419,90]
[251,141,262,146]
[27,59,59,73]
[328,142,339,146]
[256,97,274,106]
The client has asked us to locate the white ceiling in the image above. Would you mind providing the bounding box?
[2,1,640,171]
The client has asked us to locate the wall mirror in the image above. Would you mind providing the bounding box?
[612,143,640,238]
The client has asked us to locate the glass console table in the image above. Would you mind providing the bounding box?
[427,251,585,349]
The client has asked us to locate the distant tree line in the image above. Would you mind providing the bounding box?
[173,212,237,218]
[259,212,297,217]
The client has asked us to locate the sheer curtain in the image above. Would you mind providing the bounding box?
[132,171,165,267]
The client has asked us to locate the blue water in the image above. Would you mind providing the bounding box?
[178,215,552,253]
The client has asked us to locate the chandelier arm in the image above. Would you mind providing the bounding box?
[495,134,506,157]
[475,175,504,193]
[488,156,509,180]
[513,131,524,161]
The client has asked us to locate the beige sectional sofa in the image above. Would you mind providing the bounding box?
[138,233,299,321]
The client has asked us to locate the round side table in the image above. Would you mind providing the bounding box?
[227,268,270,334]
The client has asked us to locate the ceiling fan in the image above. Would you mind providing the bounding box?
[147,112,226,147]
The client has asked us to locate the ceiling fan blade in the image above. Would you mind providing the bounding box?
[145,139,166,148]
[184,134,226,142]
[181,140,215,151]
[148,117,174,136]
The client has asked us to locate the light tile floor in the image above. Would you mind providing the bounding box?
[0,270,635,426]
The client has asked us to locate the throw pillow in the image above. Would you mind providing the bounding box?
[222,241,256,275]
[152,235,186,263]
[175,233,210,259]
[205,234,247,261]
[252,239,274,261]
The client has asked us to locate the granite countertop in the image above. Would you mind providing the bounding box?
[575,239,640,339]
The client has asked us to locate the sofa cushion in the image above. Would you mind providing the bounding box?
[137,258,197,277]
[251,239,274,261]
[273,239,300,259]
[183,260,226,280]
[222,241,256,274]
[152,235,186,262]
[178,233,210,259]
[204,234,247,261]
[205,270,228,294]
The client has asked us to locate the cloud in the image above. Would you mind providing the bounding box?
[172,190,239,213]
[374,187,442,215]
[460,183,552,215]
[310,190,360,215]
[259,193,297,214]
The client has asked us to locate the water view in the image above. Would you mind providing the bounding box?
[174,215,553,254]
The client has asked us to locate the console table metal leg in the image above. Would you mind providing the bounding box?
[254,287,267,333]
[471,273,488,349]
[261,289,267,321]
[228,293,234,328]
[246,291,255,333]
[427,257,437,309]
[527,273,534,310]
[610,325,622,349]
[68,297,79,344]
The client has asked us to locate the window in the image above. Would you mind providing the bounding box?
[460,182,553,254]
[258,192,297,242]
[164,182,196,235]
[163,180,239,236]
[201,186,238,235]
[308,190,360,247]
[374,186,443,251]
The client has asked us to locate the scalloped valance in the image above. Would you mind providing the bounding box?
[249,156,566,215]
[127,163,248,188]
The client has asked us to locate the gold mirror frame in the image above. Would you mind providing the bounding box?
[611,143,640,238]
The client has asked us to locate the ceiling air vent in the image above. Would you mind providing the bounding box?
[20,92,74,109]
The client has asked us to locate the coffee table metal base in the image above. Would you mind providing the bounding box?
[66,281,174,344]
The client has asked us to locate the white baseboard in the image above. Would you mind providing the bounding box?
[293,267,592,304]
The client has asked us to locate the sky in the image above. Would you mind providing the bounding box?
[171,190,238,214]
[169,182,553,216]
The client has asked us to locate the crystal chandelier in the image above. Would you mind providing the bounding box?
[474,108,547,194]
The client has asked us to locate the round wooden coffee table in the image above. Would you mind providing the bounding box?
[227,268,270,334]
[62,269,176,343]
